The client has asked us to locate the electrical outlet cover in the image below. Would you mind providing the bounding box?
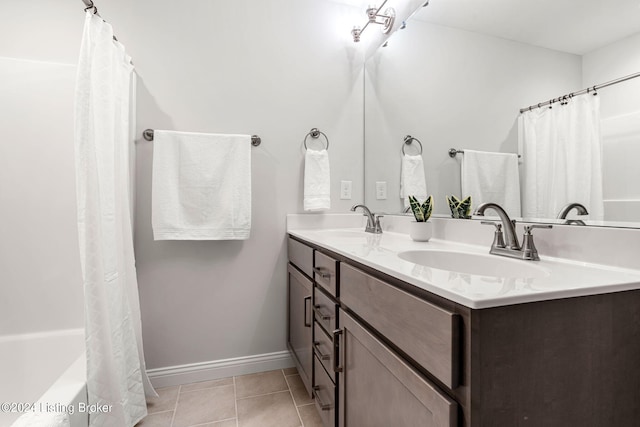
[376,181,387,200]
[340,180,352,200]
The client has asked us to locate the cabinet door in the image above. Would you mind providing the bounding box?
[288,263,313,396]
[337,310,457,427]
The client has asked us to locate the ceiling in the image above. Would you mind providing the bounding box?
[409,0,640,55]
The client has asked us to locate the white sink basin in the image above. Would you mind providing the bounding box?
[398,249,550,279]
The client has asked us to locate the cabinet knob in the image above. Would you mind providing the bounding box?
[303,296,311,327]
[313,341,331,361]
[313,267,331,279]
[314,304,333,321]
[312,386,334,411]
[333,329,344,373]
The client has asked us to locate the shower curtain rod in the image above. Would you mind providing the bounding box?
[79,0,121,42]
[81,0,96,11]
[520,70,640,113]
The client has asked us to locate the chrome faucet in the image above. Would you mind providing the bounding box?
[351,204,383,234]
[474,202,552,261]
[557,203,589,219]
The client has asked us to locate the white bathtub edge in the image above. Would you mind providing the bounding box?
[35,352,87,427]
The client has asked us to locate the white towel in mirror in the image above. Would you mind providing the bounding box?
[400,154,427,208]
[461,149,521,217]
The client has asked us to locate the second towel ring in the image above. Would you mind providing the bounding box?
[303,128,329,151]
[402,135,423,155]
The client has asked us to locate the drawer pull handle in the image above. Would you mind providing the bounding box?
[314,305,333,321]
[333,328,343,373]
[312,386,333,411]
[313,267,331,279]
[303,296,311,327]
[313,341,331,360]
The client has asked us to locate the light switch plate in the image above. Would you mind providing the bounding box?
[340,180,352,200]
[376,181,387,200]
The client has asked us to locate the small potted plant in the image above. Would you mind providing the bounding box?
[408,195,434,241]
[446,195,472,219]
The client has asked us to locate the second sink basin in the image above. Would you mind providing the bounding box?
[398,249,550,279]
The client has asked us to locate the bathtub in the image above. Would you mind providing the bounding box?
[0,329,87,427]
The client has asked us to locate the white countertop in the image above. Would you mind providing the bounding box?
[288,227,640,309]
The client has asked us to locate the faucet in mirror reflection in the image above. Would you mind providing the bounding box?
[351,204,383,234]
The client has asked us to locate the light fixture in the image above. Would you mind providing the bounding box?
[351,1,396,43]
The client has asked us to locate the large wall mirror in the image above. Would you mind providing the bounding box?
[364,0,640,228]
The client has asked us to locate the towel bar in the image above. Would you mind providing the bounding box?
[449,148,521,159]
[142,129,261,146]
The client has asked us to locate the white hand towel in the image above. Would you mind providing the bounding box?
[304,149,330,211]
[461,149,521,217]
[152,130,251,240]
[400,154,427,208]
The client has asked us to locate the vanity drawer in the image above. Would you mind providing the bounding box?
[313,355,336,427]
[314,251,338,296]
[314,322,335,381]
[338,310,457,427]
[314,285,337,334]
[340,263,460,389]
[288,237,314,278]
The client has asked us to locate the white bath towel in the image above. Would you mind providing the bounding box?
[400,154,427,208]
[11,411,71,427]
[304,149,331,211]
[461,149,521,217]
[152,130,251,240]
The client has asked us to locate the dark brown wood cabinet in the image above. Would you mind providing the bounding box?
[288,234,640,426]
[287,262,313,395]
[338,310,458,427]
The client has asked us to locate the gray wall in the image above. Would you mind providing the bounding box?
[128,0,363,369]
[0,0,364,370]
[0,57,84,335]
[364,21,582,214]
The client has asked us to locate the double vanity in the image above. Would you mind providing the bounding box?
[286,213,640,426]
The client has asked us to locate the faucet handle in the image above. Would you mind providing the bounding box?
[373,214,384,234]
[481,220,502,230]
[481,221,506,248]
[524,224,553,234]
[521,224,552,260]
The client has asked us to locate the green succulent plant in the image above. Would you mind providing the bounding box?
[408,195,434,222]
[447,195,472,219]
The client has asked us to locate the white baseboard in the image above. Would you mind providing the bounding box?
[147,350,294,389]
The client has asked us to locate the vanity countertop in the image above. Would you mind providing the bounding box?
[288,227,640,309]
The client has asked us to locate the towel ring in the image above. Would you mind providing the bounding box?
[402,135,423,155]
[303,128,329,151]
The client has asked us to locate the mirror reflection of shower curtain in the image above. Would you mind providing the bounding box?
[74,11,155,427]
[519,94,604,220]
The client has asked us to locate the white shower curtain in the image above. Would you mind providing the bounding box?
[519,94,604,220]
[75,11,155,427]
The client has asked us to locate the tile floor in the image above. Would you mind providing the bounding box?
[136,368,323,427]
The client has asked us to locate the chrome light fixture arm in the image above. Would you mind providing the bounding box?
[351,1,396,42]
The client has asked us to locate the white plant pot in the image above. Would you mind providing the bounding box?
[409,221,432,242]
